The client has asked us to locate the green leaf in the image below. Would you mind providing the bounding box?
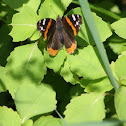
[108,35,126,55]
[109,42,126,55]
[67,8,112,45]
[0,106,21,126]
[0,66,7,92]
[64,93,105,123]
[67,120,122,126]
[0,24,13,66]
[2,0,41,12]
[79,0,118,91]
[85,77,113,93]
[112,52,126,85]
[30,30,41,41]
[38,0,72,20]
[67,45,106,80]
[111,18,126,39]
[22,119,33,126]
[9,5,38,42]
[33,116,63,126]
[115,86,126,126]
[60,58,80,85]
[14,84,57,122]
[44,49,66,72]
[5,43,47,98]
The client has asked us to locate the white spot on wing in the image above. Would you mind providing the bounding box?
[72,14,76,21]
[40,26,45,31]
[43,19,46,25]
[39,20,41,24]
[77,15,79,18]
[76,21,79,25]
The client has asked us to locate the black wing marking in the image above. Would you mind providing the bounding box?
[37,18,56,40]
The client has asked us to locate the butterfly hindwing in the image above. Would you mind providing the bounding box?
[47,30,63,56]
[62,28,77,54]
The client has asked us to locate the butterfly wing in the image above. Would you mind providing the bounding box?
[37,18,56,40]
[62,14,82,54]
[47,30,63,56]
[37,18,63,56]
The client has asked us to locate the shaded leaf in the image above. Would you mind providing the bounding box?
[5,43,46,98]
[44,49,66,72]
[0,24,13,66]
[85,77,113,93]
[115,86,126,126]
[112,51,126,85]
[2,0,41,12]
[60,58,80,85]
[0,66,7,92]
[67,46,106,80]
[14,84,57,122]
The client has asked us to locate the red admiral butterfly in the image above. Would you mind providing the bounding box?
[37,14,82,56]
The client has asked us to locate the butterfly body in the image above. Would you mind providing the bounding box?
[56,15,64,43]
[37,14,82,56]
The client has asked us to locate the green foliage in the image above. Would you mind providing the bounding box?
[115,86,126,126]
[5,43,47,98]
[67,46,106,80]
[111,18,126,39]
[15,84,57,122]
[0,106,22,126]
[0,66,7,92]
[33,116,63,126]
[2,0,41,11]
[9,5,38,42]
[111,52,126,85]
[85,77,113,93]
[0,0,126,125]
[0,24,13,66]
[64,93,105,123]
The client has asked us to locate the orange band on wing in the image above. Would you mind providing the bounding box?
[65,16,77,36]
[66,42,77,54]
[48,47,59,56]
[44,19,52,40]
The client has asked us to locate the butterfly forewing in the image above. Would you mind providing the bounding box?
[62,14,82,36]
[37,18,56,40]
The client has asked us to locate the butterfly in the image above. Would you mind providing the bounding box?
[37,14,82,56]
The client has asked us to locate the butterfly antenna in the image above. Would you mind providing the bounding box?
[50,4,57,16]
